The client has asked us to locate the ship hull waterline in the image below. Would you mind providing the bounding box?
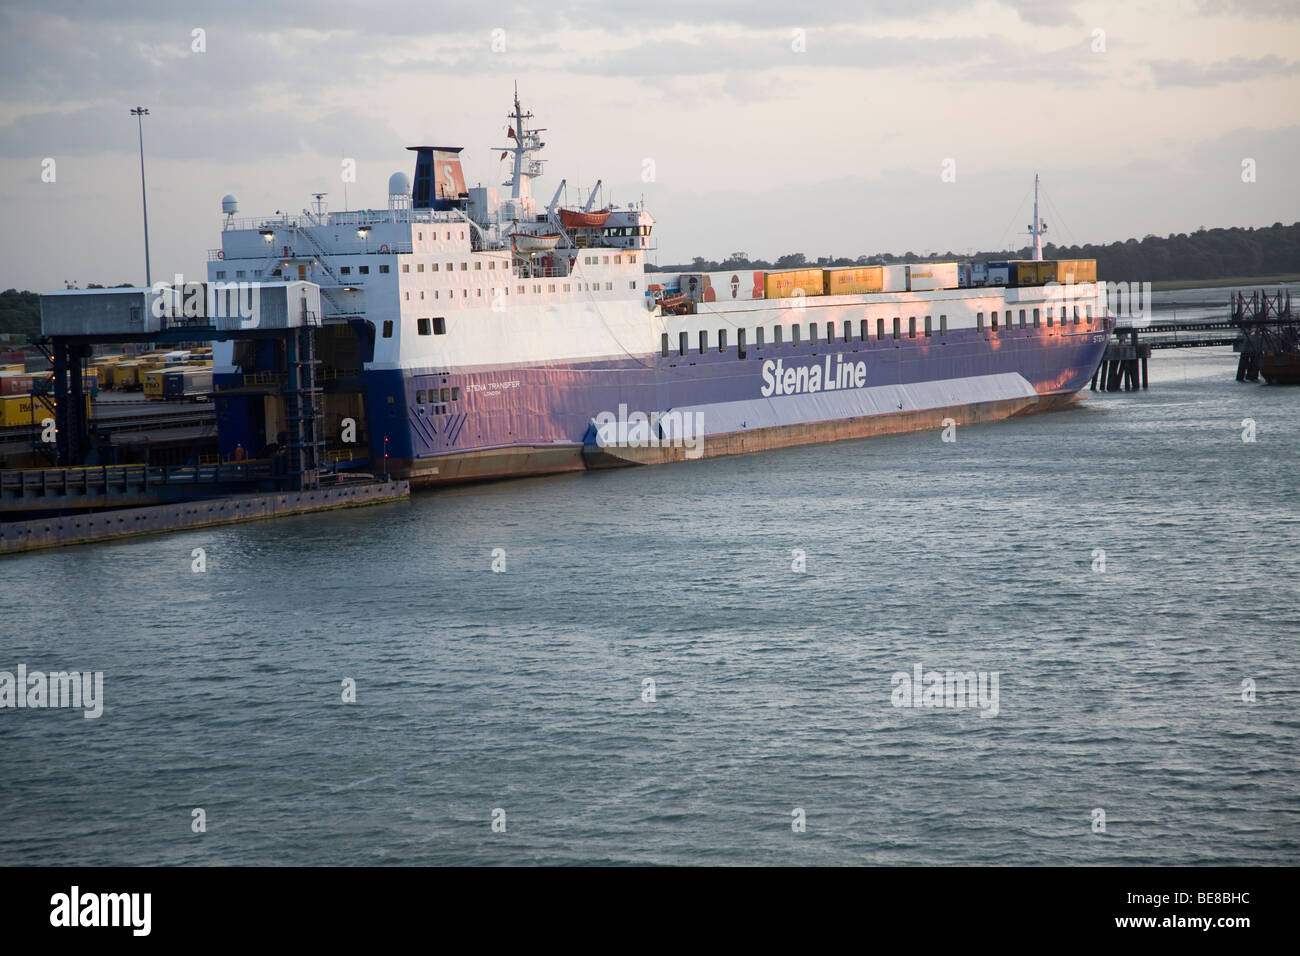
[386,388,1088,487]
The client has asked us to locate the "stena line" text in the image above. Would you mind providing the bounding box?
[760,355,867,398]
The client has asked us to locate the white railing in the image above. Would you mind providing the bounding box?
[221,208,467,232]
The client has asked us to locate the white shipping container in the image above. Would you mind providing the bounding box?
[881,264,910,293]
[906,262,959,292]
[701,270,764,302]
[677,271,763,303]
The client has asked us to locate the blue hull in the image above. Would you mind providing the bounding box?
[365,320,1112,483]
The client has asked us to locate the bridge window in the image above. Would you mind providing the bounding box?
[475,261,482,270]
[417,263,424,273]
[341,266,351,275]
[433,317,446,335]
[402,264,409,273]
[417,318,431,335]
[379,265,389,274]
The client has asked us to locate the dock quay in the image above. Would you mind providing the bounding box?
[1093,288,1297,390]
[0,477,408,554]
[0,282,410,552]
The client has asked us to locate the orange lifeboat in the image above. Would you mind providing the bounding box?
[559,208,611,229]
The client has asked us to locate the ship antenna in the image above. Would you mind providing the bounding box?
[1029,173,1048,261]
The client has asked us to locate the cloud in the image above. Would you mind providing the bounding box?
[1149,55,1300,87]
[0,105,403,161]
[1193,0,1300,18]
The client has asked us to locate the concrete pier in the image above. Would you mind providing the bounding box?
[0,479,408,555]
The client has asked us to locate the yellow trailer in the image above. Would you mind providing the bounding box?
[0,394,55,428]
[0,393,92,428]
[109,361,143,389]
[143,365,187,398]
[1053,259,1097,283]
[763,269,824,300]
[823,266,884,296]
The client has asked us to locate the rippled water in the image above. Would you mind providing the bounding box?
[1,342,1297,865]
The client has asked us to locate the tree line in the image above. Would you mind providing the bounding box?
[647,221,1300,281]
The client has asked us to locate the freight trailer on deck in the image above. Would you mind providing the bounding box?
[143,365,189,398]
[0,394,90,429]
[163,367,213,401]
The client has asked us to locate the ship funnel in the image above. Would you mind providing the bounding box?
[407,146,468,210]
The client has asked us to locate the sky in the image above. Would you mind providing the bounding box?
[1,0,1298,290]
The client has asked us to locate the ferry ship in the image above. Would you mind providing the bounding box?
[207,91,1113,485]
